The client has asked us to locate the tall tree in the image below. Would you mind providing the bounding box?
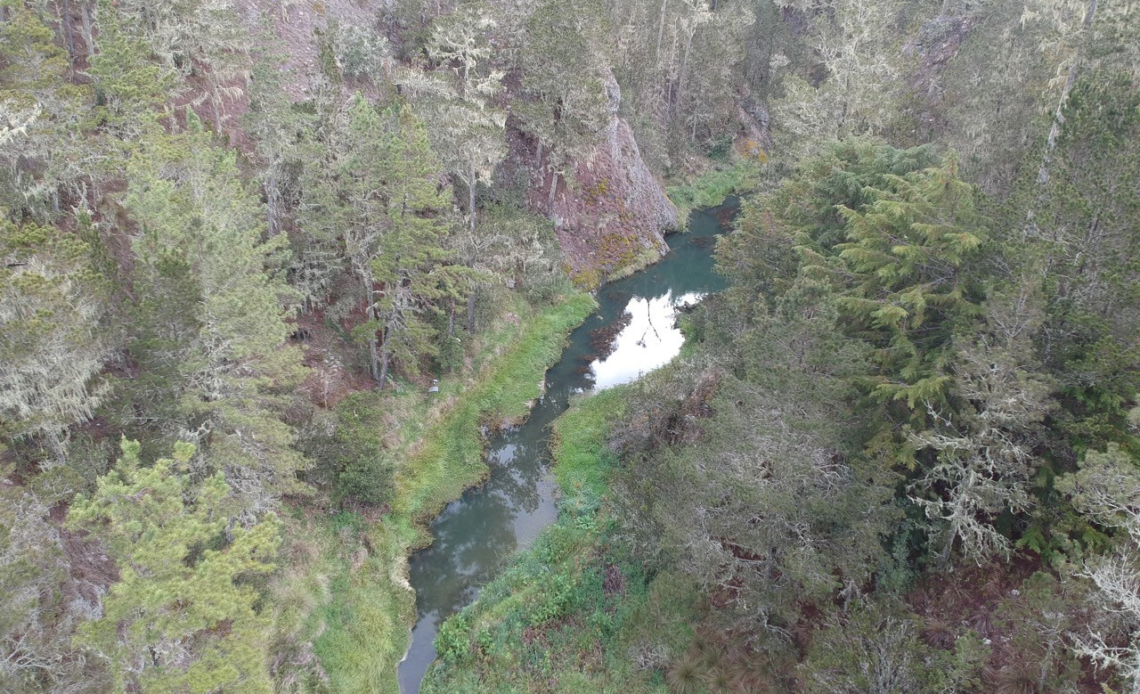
[517,0,610,208]
[909,288,1056,563]
[123,113,307,511]
[369,105,477,386]
[0,482,107,694]
[67,439,281,694]
[1058,443,1140,694]
[1011,72,1140,458]
[0,216,111,464]
[768,0,905,160]
[408,2,508,330]
[0,1,95,219]
[419,1,507,235]
[108,0,249,128]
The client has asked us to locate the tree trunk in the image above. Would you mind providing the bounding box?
[656,0,669,64]
[266,171,282,237]
[378,325,392,388]
[369,337,381,383]
[44,430,67,469]
[448,299,455,337]
[677,27,695,118]
[467,291,477,334]
[80,3,94,56]
[211,81,225,132]
[468,162,477,233]
[666,31,679,106]
[547,169,558,212]
[366,275,380,382]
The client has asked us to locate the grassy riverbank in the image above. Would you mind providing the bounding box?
[269,291,597,694]
[419,383,704,694]
[666,160,759,222]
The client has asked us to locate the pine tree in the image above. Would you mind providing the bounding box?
[517,0,611,206]
[108,0,249,128]
[0,1,95,219]
[370,105,478,386]
[122,113,308,511]
[420,1,507,235]
[67,439,281,694]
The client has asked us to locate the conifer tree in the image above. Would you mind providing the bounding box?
[0,215,111,464]
[420,1,507,235]
[67,439,280,694]
[517,0,610,206]
[108,0,249,128]
[370,105,478,386]
[123,113,307,511]
[0,1,95,219]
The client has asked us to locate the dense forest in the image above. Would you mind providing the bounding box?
[2,0,1139,693]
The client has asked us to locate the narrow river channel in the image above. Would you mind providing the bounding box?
[397,203,731,693]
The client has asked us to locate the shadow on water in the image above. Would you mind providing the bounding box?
[397,201,732,693]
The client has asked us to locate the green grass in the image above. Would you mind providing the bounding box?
[396,291,598,525]
[667,161,758,223]
[419,387,704,694]
[271,291,596,694]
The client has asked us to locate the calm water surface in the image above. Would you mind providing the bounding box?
[397,204,729,693]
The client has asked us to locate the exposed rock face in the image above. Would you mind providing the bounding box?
[514,73,679,285]
[737,90,772,158]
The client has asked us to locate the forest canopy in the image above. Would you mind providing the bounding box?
[1,0,1139,693]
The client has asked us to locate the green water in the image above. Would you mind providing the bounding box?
[397,204,730,693]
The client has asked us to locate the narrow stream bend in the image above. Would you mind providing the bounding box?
[397,204,730,693]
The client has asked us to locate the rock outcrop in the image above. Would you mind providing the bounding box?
[510,72,679,286]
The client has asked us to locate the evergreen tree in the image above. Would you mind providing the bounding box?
[1058,443,1140,693]
[1017,72,1140,458]
[0,215,111,464]
[108,0,249,128]
[370,105,478,386]
[0,482,106,693]
[420,1,507,236]
[517,0,611,207]
[122,113,307,511]
[67,439,280,694]
[0,1,95,219]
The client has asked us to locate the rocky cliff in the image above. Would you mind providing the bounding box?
[522,73,679,286]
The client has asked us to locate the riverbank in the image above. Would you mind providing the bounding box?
[418,382,704,694]
[268,291,596,694]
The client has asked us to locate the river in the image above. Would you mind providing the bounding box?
[397,203,730,694]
